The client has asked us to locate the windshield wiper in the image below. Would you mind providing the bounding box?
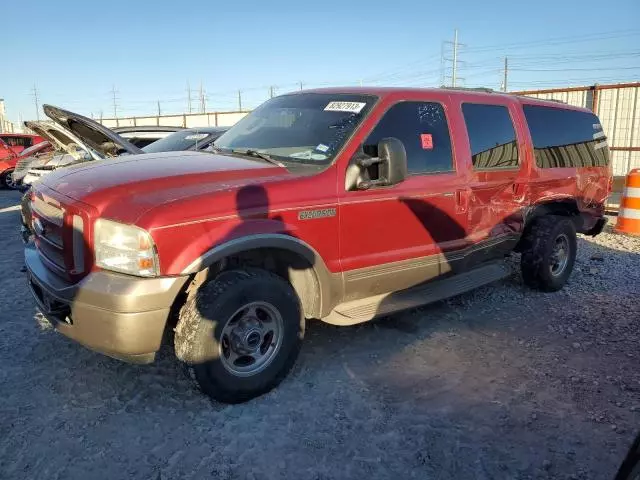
[232,149,284,167]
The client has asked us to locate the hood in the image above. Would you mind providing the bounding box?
[41,151,289,223]
[43,104,143,157]
[24,120,96,159]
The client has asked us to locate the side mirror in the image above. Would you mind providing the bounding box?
[352,137,407,190]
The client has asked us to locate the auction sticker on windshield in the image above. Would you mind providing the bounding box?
[324,101,366,113]
[185,134,209,140]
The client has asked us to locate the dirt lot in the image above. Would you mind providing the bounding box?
[0,189,638,480]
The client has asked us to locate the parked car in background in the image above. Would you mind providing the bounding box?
[0,139,53,188]
[13,119,106,189]
[24,87,611,404]
[19,105,142,188]
[112,125,184,149]
[141,126,229,153]
[0,133,45,157]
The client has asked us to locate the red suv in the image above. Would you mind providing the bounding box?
[24,87,611,403]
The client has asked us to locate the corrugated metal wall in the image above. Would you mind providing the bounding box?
[515,83,640,176]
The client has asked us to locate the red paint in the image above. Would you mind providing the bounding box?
[0,137,51,175]
[420,133,433,150]
[31,87,611,280]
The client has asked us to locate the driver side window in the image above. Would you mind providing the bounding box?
[364,101,453,174]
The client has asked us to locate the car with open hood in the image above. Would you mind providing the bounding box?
[19,105,143,187]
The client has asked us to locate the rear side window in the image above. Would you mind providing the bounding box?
[523,105,609,168]
[364,101,453,174]
[462,104,519,169]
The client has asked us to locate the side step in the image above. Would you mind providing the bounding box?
[323,262,511,326]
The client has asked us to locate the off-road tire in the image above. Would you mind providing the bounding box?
[1,169,16,189]
[174,269,304,404]
[521,215,577,292]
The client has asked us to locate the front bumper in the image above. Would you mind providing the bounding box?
[25,244,189,363]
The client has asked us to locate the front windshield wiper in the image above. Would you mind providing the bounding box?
[231,149,285,167]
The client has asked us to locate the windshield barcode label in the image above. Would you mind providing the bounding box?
[324,101,366,113]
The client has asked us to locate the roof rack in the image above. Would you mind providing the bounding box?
[513,94,567,104]
[444,86,495,93]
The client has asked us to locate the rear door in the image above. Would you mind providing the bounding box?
[338,94,469,299]
[457,99,527,250]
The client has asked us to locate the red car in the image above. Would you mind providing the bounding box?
[25,87,611,403]
[0,136,51,188]
[0,133,44,157]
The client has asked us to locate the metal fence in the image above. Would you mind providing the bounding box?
[97,110,250,130]
[512,82,640,177]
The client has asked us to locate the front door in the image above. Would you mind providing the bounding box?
[338,98,469,301]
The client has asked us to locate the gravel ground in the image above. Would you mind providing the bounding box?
[0,189,638,480]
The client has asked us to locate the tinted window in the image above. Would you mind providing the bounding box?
[143,129,225,153]
[523,105,609,168]
[462,104,518,169]
[364,102,453,174]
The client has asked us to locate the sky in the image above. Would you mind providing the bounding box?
[1,0,639,125]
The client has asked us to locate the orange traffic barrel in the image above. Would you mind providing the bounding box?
[615,168,640,236]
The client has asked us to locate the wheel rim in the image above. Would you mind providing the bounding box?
[4,171,16,189]
[550,233,570,276]
[219,301,284,377]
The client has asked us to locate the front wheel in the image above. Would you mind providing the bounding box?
[521,215,577,292]
[174,269,304,404]
[1,169,17,189]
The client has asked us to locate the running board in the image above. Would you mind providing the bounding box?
[322,262,511,326]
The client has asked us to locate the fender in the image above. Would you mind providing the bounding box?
[181,233,341,318]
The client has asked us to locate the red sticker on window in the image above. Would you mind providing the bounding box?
[421,133,433,150]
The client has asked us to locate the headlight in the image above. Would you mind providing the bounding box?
[94,219,159,277]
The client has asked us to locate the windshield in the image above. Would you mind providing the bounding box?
[143,129,222,153]
[19,141,50,157]
[214,93,376,166]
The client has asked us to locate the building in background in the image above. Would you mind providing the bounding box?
[0,99,16,133]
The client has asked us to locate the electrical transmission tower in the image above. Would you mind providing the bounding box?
[441,29,465,87]
[31,85,40,121]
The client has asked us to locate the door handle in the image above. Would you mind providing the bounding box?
[455,189,469,213]
[512,182,526,201]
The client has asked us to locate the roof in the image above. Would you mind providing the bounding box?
[0,133,41,138]
[293,86,593,113]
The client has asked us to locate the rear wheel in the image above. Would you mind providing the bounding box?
[1,169,17,189]
[521,215,577,292]
[174,269,304,404]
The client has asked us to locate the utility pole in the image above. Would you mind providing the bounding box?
[187,81,192,113]
[111,85,118,118]
[452,29,459,87]
[99,110,103,123]
[31,85,40,121]
[269,86,275,98]
[299,81,303,91]
[502,57,508,92]
[157,100,161,116]
[238,90,242,111]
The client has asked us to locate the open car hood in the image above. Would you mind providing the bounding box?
[43,105,143,157]
[24,120,95,158]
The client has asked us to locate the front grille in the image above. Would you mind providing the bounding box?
[31,194,67,274]
[31,189,88,280]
